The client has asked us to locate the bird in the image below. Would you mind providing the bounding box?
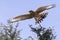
[8,4,55,23]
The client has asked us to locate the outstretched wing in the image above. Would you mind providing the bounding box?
[9,13,33,23]
[35,4,55,13]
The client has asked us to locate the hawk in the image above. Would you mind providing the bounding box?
[8,4,55,23]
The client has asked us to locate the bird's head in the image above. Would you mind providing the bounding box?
[29,10,35,16]
[29,10,35,13]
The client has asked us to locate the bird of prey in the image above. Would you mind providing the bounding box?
[8,4,55,23]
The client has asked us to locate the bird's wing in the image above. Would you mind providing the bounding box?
[9,13,33,23]
[35,4,55,13]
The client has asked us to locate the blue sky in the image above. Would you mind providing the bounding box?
[0,0,60,40]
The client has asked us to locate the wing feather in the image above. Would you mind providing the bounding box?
[9,13,33,23]
[35,4,55,13]
[34,12,48,23]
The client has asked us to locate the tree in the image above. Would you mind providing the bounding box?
[29,24,56,40]
[0,23,21,40]
[0,21,56,40]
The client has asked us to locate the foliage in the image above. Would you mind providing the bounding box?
[0,23,21,40]
[29,24,56,40]
[0,23,56,40]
